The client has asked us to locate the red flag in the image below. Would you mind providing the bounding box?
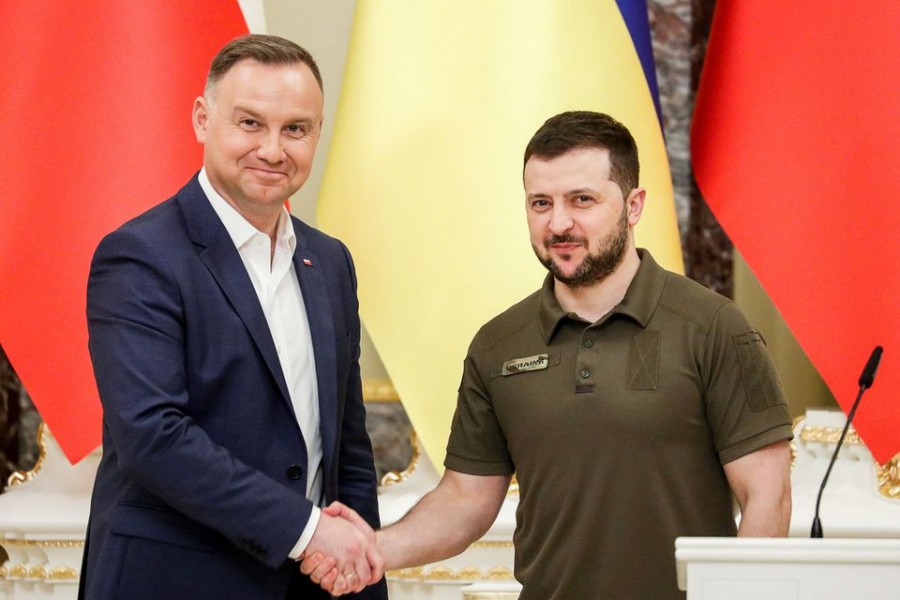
[0,2,248,463]
[692,3,900,463]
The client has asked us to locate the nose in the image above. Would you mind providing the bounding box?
[548,203,574,235]
[256,130,284,163]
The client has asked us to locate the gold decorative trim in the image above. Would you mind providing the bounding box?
[362,378,401,402]
[48,566,79,581]
[789,415,804,470]
[7,422,48,487]
[798,425,862,445]
[0,539,84,549]
[28,565,47,579]
[485,566,514,580]
[389,566,424,579]
[797,422,900,501]
[472,541,514,549]
[380,430,420,487]
[456,566,484,580]
[9,563,27,578]
[463,593,521,600]
[876,453,900,500]
[0,564,8,578]
[789,440,797,470]
[388,565,515,582]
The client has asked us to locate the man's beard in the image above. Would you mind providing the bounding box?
[533,208,629,289]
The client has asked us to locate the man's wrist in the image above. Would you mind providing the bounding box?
[289,505,322,560]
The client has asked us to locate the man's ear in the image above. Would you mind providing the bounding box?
[192,96,209,143]
[626,187,646,226]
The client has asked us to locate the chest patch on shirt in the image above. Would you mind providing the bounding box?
[501,353,550,376]
[627,330,660,390]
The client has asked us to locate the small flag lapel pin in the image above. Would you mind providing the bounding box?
[302,258,313,266]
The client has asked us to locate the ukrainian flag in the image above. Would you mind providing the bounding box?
[318,0,681,466]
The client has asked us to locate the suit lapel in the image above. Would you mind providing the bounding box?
[293,225,338,476]
[177,177,292,408]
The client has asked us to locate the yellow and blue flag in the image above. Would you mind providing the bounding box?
[319,0,681,466]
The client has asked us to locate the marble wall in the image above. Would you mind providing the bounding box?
[651,0,733,296]
[0,346,40,489]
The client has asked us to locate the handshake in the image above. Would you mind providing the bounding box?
[299,501,387,596]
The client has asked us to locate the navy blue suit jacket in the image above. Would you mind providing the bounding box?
[80,175,387,599]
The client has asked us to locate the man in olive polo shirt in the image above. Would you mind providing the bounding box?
[304,111,793,599]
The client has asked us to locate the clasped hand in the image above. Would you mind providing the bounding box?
[300,502,384,596]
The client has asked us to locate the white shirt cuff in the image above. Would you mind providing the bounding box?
[288,505,322,560]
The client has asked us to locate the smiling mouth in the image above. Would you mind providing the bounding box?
[246,167,287,180]
[546,239,586,256]
[550,243,582,251]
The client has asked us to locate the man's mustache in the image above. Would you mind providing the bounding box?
[544,234,587,247]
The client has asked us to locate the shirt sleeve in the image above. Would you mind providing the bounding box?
[288,505,322,560]
[702,301,794,464]
[444,334,516,475]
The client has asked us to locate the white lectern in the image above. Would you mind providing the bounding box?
[676,537,900,600]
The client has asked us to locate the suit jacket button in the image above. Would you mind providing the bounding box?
[286,464,303,480]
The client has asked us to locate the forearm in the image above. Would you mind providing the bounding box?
[737,492,791,536]
[377,472,510,570]
[726,440,793,537]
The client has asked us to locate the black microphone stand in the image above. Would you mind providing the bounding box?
[811,346,883,538]
[810,386,864,538]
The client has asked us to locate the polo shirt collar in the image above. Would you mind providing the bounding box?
[614,249,666,328]
[537,248,666,343]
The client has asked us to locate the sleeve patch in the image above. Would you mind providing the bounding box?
[733,330,786,412]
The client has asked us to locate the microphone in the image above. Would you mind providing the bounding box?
[811,346,883,538]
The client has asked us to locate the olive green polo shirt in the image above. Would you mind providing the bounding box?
[445,250,792,600]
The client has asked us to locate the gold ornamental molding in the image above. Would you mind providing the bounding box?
[0,538,83,583]
[48,565,80,581]
[28,565,47,579]
[798,425,862,446]
[8,563,28,578]
[380,430,420,487]
[472,540,514,549]
[0,539,84,549]
[388,565,515,582]
[0,562,79,583]
[7,422,48,487]
[796,424,900,501]
[876,454,900,500]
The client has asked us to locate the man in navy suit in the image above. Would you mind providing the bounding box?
[79,34,386,599]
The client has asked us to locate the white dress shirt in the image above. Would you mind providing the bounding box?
[199,169,322,557]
